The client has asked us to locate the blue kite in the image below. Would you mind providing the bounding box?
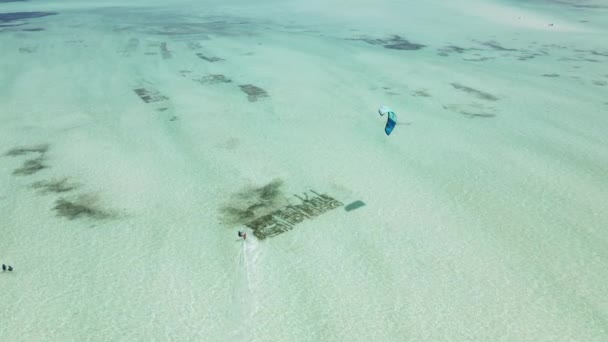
[378,105,397,135]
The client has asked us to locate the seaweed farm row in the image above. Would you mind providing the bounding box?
[245,190,343,240]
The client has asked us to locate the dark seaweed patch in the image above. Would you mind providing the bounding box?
[160,42,171,59]
[437,45,477,56]
[443,45,467,53]
[0,23,25,27]
[257,180,283,201]
[589,50,608,57]
[196,74,232,84]
[450,83,498,101]
[22,28,44,32]
[539,0,607,9]
[8,144,49,177]
[196,53,223,62]
[5,144,48,156]
[541,73,560,77]
[412,89,431,97]
[245,190,343,240]
[349,35,425,51]
[31,178,78,194]
[133,88,168,103]
[443,103,497,119]
[239,84,268,102]
[385,41,425,51]
[517,54,537,61]
[220,179,286,225]
[460,111,496,118]
[592,80,607,86]
[13,157,47,175]
[476,40,517,51]
[53,196,110,220]
[344,200,365,212]
[0,12,57,23]
[19,46,37,53]
[463,57,494,62]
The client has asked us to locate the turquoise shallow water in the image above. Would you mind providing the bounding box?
[1,0,607,340]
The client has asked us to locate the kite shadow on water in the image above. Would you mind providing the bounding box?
[344,200,365,212]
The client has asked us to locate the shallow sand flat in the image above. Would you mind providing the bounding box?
[1,0,607,340]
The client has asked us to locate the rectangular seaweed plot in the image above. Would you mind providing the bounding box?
[160,42,172,59]
[239,84,268,102]
[245,190,343,240]
[196,74,232,84]
[133,88,168,103]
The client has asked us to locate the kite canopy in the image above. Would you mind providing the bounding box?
[385,111,397,135]
[378,105,397,135]
[378,105,391,116]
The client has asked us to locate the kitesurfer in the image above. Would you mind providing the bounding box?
[238,231,243,238]
[2,264,5,271]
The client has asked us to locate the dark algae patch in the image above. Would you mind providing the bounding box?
[476,40,517,51]
[412,89,431,97]
[196,74,232,84]
[196,53,223,62]
[443,103,497,119]
[133,88,168,103]
[384,36,425,50]
[349,35,425,50]
[460,111,496,118]
[19,46,37,53]
[5,144,49,176]
[246,190,343,240]
[0,11,57,23]
[54,196,110,220]
[220,179,286,225]
[160,42,171,59]
[31,178,78,194]
[221,180,343,239]
[13,157,47,175]
[450,83,499,101]
[437,45,480,57]
[5,144,48,156]
[239,84,268,102]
